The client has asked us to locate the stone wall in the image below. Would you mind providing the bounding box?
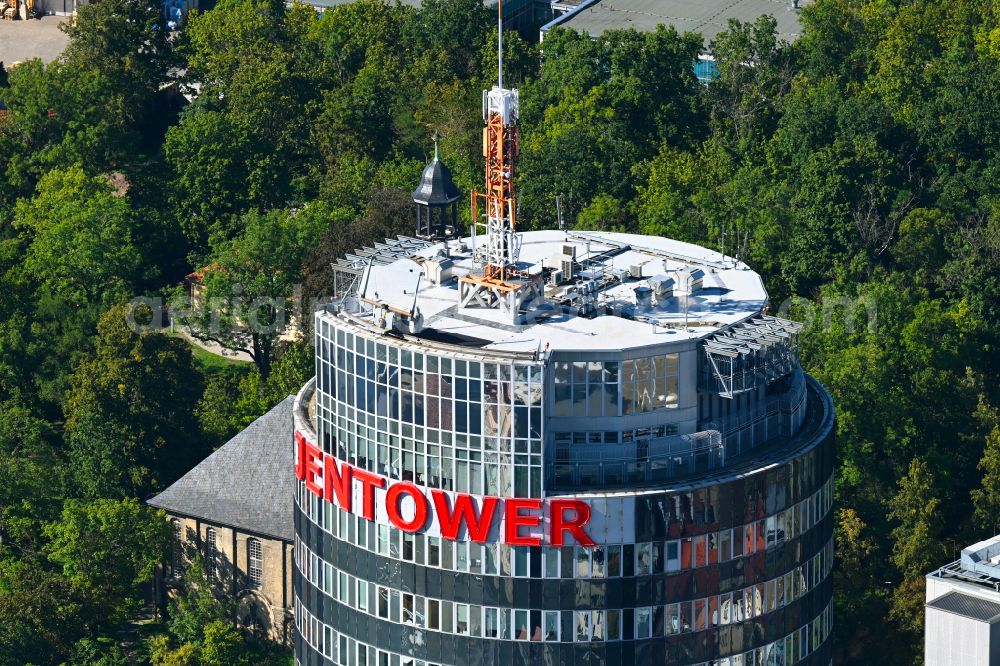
[165,514,293,643]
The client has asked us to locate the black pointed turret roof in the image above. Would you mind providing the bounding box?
[412,157,461,206]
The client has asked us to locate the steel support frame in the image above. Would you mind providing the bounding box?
[458,274,541,324]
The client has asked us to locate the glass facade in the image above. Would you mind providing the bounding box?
[294,307,836,666]
[315,318,545,499]
[551,356,679,417]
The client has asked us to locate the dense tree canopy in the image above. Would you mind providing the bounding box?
[63,305,204,497]
[45,498,170,623]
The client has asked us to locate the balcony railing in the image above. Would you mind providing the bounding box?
[547,430,724,490]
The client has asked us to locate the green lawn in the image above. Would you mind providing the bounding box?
[167,331,252,377]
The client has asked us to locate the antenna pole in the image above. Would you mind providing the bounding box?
[411,273,422,316]
[498,0,503,89]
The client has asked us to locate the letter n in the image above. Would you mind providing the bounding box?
[324,455,353,511]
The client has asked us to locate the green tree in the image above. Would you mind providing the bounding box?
[315,44,398,165]
[163,109,259,247]
[708,16,794,146]
[45,498,170,623]
[887,458,949,638]
[416,0,490,80]
[12,166,143,307]
[167,558,229,645]
[518,26,703,227]
[0,560,89,666]
[635,144,702,240]
[0,401,60,555]
[69,638,129,666]
[311,0,414,85]
[200,621,247,666]
[479,25,538,91]
[61,0,173,124]
[971,400,1000,533]
[833,508,891,660]
[197,342,312,446]
[63,304,204,497]
[0,50,162,184]
[301,188,412,304]
[175,209,323,380]
[782,137,898,294]
[172,0,324,248]
[576,193,627,231]
[148,637,200,666]
[893,208,951,273]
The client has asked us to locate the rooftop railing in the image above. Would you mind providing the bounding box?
[547,430,725,490]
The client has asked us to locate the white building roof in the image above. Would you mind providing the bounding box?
[349,230,767,354]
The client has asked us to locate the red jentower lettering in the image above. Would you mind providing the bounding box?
[504,498,543,546]
[303,441,324,498]
[294,452,598,548]
[323,455,353,511]
[354,468,385,521]
[549,499,595,547]
[386,483,429,532]
[432,491,499,542]
[295,432,310,481]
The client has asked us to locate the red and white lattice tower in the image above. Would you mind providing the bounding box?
[476,83,519,281]
[458,0,542,323]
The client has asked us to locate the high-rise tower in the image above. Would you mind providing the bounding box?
[291,6,834,666]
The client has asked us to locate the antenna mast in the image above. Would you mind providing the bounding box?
[497,0,503,91]
[457,0,542,323]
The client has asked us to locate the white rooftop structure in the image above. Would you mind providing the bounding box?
[352,229,768,354]
[927,535,1000,666]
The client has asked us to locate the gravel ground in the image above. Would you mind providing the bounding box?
[0,15,69,66]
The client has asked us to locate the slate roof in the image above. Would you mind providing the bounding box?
[148,396,295,542]
[927,592,1000,623]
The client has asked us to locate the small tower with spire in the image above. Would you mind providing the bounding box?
[412,133,462,241]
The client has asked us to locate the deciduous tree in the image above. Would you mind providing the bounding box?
[45,498,170,623]
[176,209,324,380]
[63,304,203,497]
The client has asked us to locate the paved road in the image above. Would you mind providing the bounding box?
[0,16,69,66]
[173,326,255,363]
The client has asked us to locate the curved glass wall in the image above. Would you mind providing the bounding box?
[295,310,836,666]
[315,317,545,498]
[294,596,833,666]
[295,475,833,579]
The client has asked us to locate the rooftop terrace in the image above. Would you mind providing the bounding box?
[342,230,768,354]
